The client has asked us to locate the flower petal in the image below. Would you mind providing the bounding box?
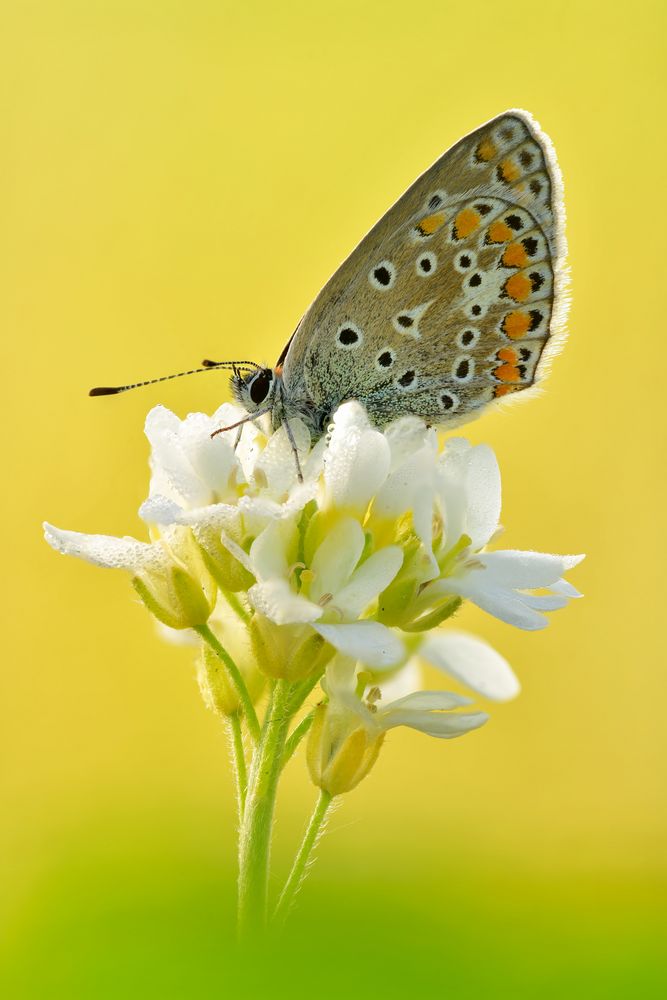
[249,519,298,581]
[463,444,502,551]
[517,593,571,611]
[419,630,520,701]
[219,531,254,574]
[550,577,583,599]
[452,578,550,630]
[309,518,365,603]
[478,551,585,589]
[43,523,161,573]
[139,495,187,525]
[314,621,406,669]
[324,402,391,513]
[382,708,489,738]
[253,419,311,498]
[384,689,472,712]
[438,440,501,552]
[332,546,404,620]
[249,579,322,625]
[145,405,240,508]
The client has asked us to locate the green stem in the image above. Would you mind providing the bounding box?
[237,679,293,938]
[287,668,324,717]
[281,711,314,768]
[228,713,247,817]
[194,623,260,744]
[273,790,333,925]
[221,588,251,625]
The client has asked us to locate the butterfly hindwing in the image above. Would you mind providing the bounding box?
[281,109,567,428]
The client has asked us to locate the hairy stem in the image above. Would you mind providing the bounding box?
[228,712,247,817]
[237,679,293,938]
[287,668,324,717]
[273,790,333,925]
[282,711,315,768]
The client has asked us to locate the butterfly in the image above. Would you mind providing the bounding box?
[92,109,567,477]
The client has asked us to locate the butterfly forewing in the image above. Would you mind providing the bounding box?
[281,109,566,429]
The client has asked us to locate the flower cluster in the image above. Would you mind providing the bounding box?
[45,400,583,794]
[45,399,584,929]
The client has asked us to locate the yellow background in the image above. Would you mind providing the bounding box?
[2,1,665,995]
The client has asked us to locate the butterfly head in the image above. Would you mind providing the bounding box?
[231,365,279,415]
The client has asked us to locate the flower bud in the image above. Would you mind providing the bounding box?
[196,642,264,717]
[132,528,216,629]
[306,701,384,796]
[250,615,334,681]
[194,525,255,592]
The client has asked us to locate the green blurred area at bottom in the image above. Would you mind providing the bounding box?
[2,853,665,1000]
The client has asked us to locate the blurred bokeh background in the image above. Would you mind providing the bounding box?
[2,1,665,996]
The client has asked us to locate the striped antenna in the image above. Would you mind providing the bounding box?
[89,359,259,397]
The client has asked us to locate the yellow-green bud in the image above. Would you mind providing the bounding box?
[250,615,334,681]
[132,528,216,629]
[306,702,384,796]
[196,642,264,717]
[194,527,255,593]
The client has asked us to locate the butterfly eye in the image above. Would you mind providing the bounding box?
[249,369,273,405]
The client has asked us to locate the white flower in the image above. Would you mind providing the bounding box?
[44,399,584,736]
[326,655,488,738]
[43,522,216,629]
[139,403,321,530]
[367,629,521,703]
[229,515,406,668]
[404,439,585,631]
[417,630,520,701]
[307,654,488,796]
[322,402,392,514]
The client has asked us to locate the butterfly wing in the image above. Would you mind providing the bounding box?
[281,109,567,428]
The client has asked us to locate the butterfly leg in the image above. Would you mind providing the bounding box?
[210,404,273,439]
[282,416,304,483]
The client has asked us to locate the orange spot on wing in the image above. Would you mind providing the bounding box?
[494,384,518,397]
[498,158,521,183]
[502,243,529,268]
[274,365,284,377]
[502,311,531,339]
[454,208,481,239]
[475,138,497,162]
[504,273,532,302]
[494,363,521,383]
[497,347,518,364]
[488,220,513,243]
[416,212,446,235]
